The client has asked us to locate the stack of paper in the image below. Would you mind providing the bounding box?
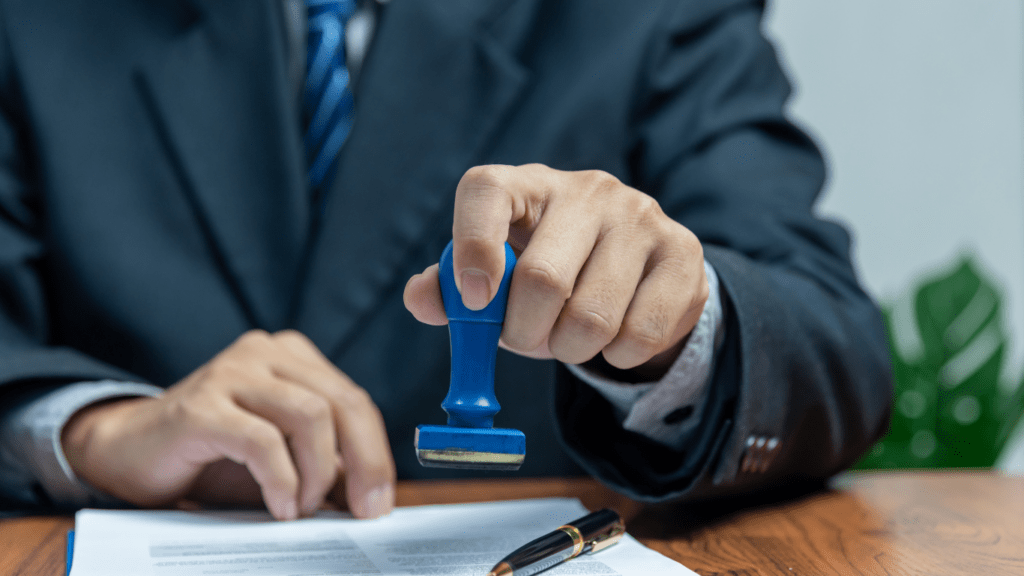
[68,498,695,575]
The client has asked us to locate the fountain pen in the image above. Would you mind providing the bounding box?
[487,509,625,576]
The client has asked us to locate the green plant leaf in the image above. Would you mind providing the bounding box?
[857,255,1010,469]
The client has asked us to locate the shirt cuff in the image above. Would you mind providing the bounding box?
[565,259,725,450]
[0,380,163,508]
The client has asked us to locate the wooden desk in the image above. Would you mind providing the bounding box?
[2,471,1022,575]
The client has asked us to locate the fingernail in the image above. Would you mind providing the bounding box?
[460,270,491,311]
[281,499,298,521]
[362,485,394,519]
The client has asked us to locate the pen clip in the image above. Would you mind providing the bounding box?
[586,519,626,554]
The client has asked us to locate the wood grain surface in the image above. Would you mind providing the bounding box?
[2,471,1022,575]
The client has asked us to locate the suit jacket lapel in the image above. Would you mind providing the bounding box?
[293,0,531,357]
[135,0,307,331]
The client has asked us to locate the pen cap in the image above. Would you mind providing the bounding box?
[574,509,624,542]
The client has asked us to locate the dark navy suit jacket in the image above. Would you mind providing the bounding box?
[0,0,892,504]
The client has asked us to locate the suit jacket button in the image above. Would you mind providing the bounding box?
[741,436,757,473]
[756,436,770,472]
[761,437,780,472]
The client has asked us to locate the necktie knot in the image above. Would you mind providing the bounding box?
[306,0,357,23]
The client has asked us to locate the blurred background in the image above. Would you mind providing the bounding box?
[763,0,1024,472]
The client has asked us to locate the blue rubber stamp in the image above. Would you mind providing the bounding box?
[414,240,526,470]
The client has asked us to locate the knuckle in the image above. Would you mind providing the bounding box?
[562,301,619,343]
[318,455,342,482]
[462,164,508,191]
[628,192,664,225]
[499,326,545,355]
[293,393,332,423]
[670,221,702,253]
[459,165,512,208]
[227,330,274,359]
[262,467,298,493]
[515,257,574,300]
[654,218,699,257]
[274,329,313,348]
[650,223,703,281]
[203,362,228,381]
[238,329,272,347]
[456,233,496,263]
[244,423,285,454]
[333,384,375,414]
[582,170,621,198]
[204,360,244,384]
[620,316,671,357]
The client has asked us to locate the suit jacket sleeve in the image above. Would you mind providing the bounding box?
[553,0,893,501]
[0,13,140,399]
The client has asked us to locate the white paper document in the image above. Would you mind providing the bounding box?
[69,498,696,576]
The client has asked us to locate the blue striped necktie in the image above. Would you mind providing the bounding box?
[304,0,357,192]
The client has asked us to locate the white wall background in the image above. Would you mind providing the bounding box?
[761,1,1024,468]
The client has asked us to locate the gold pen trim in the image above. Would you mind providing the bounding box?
[487,561,513,576]
[558,525,585,558]
[588,520,626,553]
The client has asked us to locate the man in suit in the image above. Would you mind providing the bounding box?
[0,0,892,520]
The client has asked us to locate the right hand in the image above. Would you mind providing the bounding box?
[61,330,395,520]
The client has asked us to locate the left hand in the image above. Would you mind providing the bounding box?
[404,164,708,375]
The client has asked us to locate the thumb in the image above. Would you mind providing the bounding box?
[403,264,448,325]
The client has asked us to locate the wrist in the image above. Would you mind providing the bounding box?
[60,397,144,484]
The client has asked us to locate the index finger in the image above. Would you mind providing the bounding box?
[451,164,550,310]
